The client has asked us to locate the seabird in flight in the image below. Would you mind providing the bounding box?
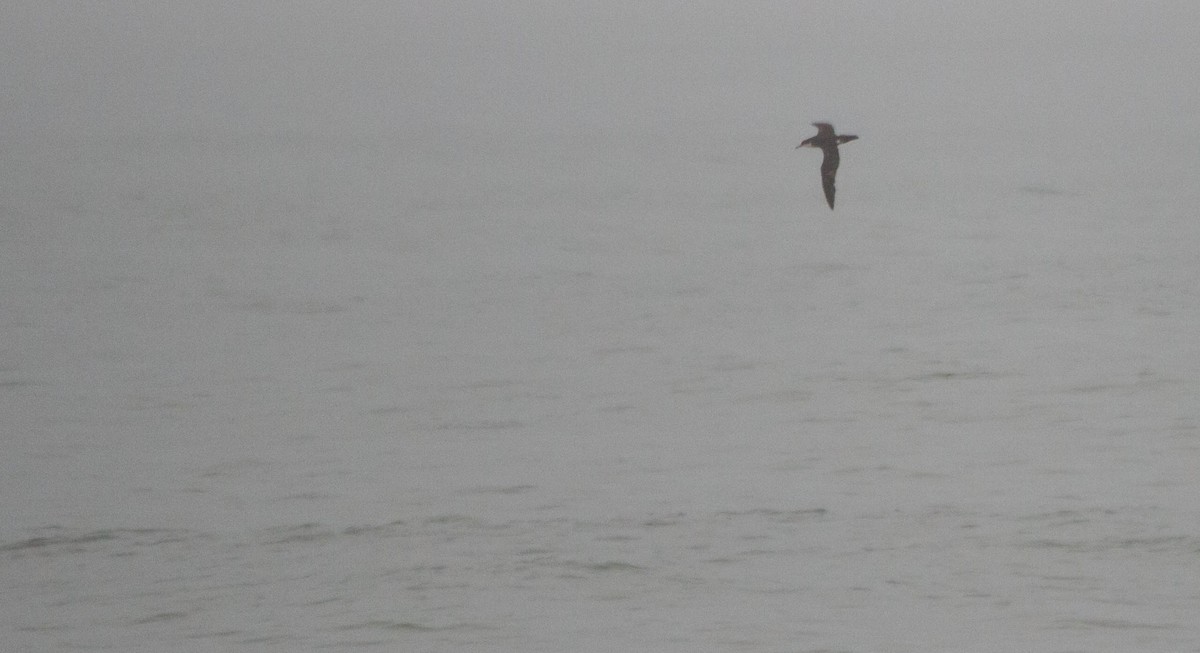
[796,122,858,209]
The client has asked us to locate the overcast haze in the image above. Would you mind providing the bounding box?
[9,2,1200,219]
[5,3,1200,651]
[8,3,1200,140]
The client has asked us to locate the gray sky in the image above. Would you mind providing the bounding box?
[4,0,1200,176]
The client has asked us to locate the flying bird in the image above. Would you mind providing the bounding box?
[796,123,858,209]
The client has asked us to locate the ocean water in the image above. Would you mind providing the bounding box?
[2,125,1199,652]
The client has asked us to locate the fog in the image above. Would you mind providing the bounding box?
[9,1,1200,223]
[8,3,1200,139]
[7,2,1200,222]
[5,3,1200,651]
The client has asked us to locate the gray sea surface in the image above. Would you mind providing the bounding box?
[4,3,1200,652]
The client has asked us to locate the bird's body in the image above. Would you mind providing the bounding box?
[796,122,857,209]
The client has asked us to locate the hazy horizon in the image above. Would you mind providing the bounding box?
[5,3,1200,142]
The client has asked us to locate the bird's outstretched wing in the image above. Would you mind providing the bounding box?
[819,146,840,209]
[812,122,835,138]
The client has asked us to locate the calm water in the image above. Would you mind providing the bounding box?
[3,132,1200,652]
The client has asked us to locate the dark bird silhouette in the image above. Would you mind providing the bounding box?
[796,123,858,209]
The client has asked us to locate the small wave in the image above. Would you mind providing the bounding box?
[132,611,188,625]
[335,619,487,633]
[1055,617,1178,631]
[0,532,113,552]
[0,378,38,390]
[434,419,527,431]
[341,521,405,537]
[1029,535,1198,553]
[462,484,536,496]
[259,523,337,545]
[716,508,828,522]
[569,560,646,573]
[0,528,192,554]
